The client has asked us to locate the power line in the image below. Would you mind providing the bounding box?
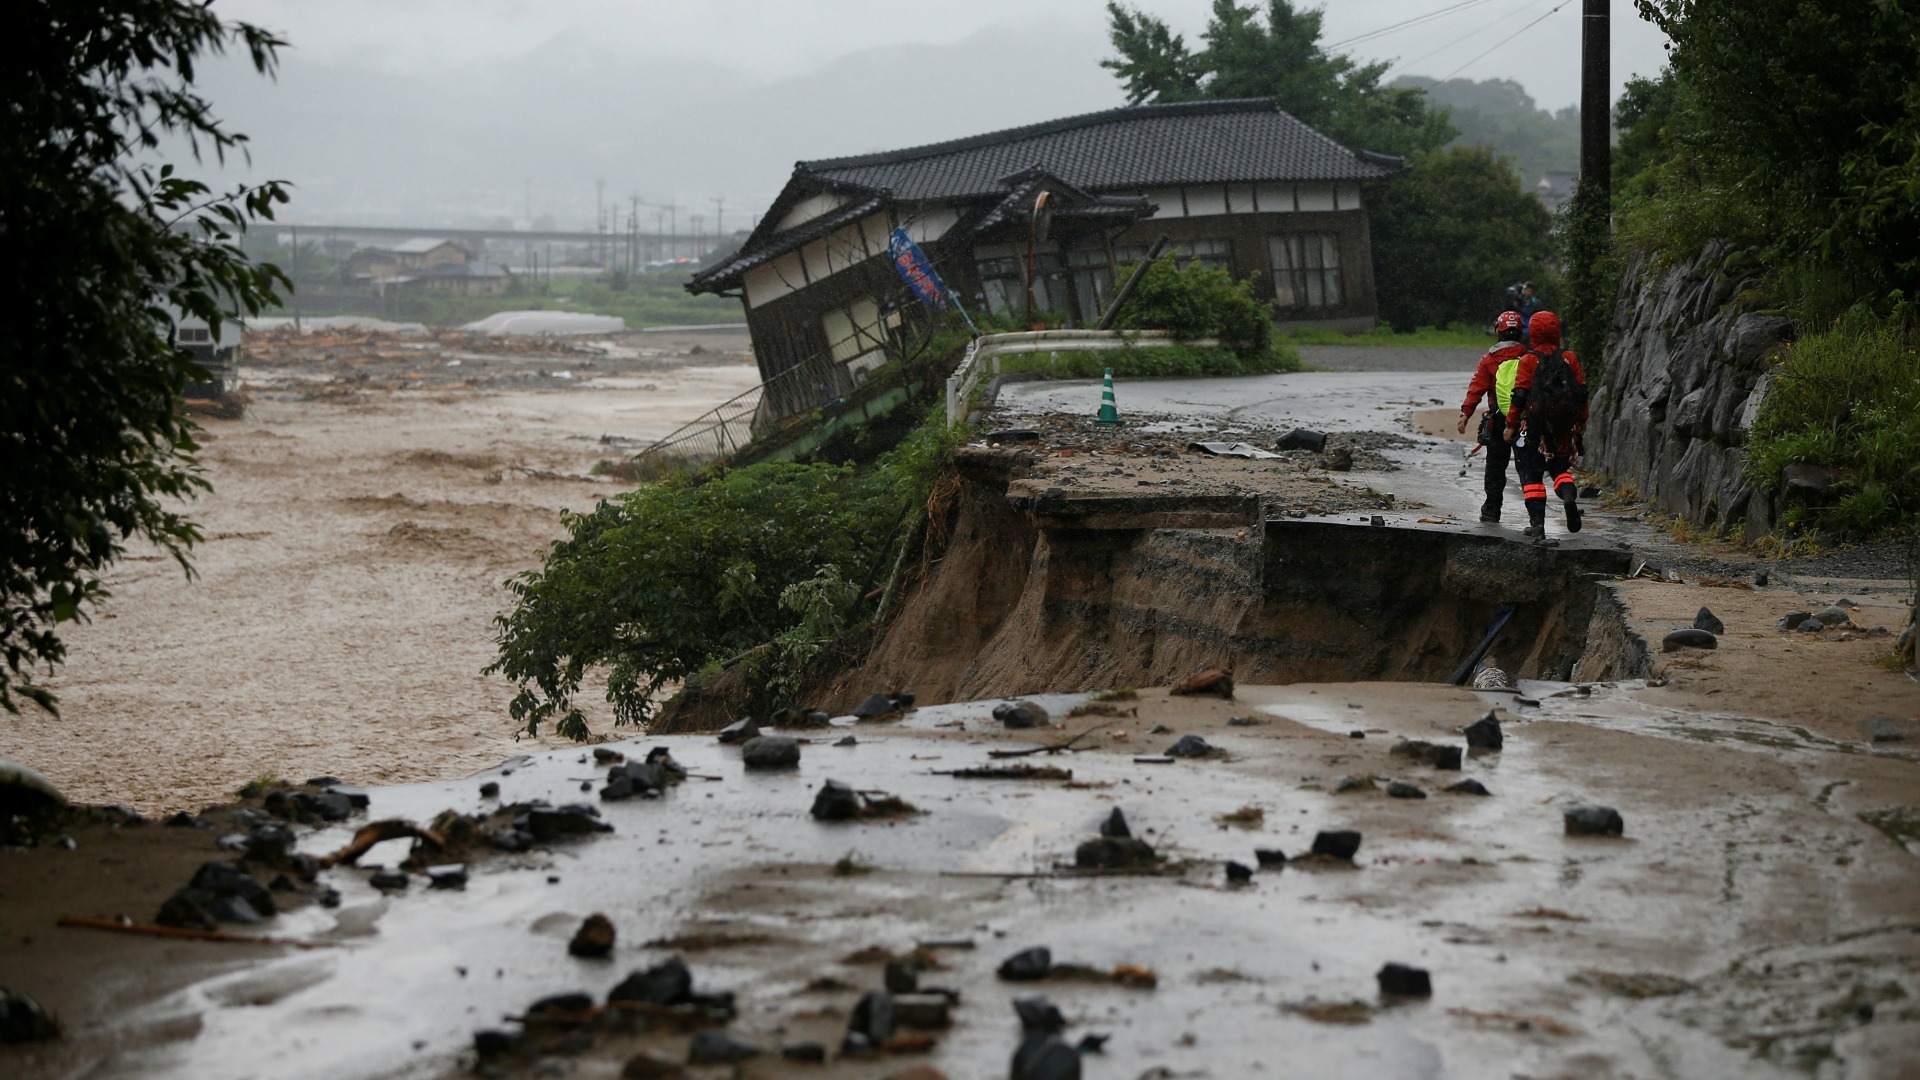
[1442,0,1575,79]
[1326,0,1506,50]
[1384,0,1552,79]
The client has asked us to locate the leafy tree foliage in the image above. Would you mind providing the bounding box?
[1394,75,1580,182]
[1629,0,1920,288]
[1104,1,1454,157]
[1369,146,1555,332]
[2,1,289,713]
[1104,2,1553,328]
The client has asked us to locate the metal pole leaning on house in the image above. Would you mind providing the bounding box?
[1095,234,1171,331]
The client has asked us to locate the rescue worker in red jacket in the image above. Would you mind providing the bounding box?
[1457,310,1530,523]
[1503,310,1588,542]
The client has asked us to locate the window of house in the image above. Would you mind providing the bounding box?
[176,327,211,344]
[1066,248,1115,325]
[1114,237,1232,272]
[822,297,887,364]
[1269,233,1343,310]
[976,250,1069,321]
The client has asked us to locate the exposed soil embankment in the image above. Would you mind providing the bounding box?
[825,448,1640,710]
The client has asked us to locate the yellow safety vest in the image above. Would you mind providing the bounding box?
[1494,355,1520,415]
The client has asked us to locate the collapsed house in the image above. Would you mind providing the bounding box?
[687,98,1405,422]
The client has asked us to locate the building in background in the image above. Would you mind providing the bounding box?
[345,238,512,296]
[689,98,1405,416]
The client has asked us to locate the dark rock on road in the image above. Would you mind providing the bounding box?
[1446,779,1492,796]
[994,700,1049,729]
[1391,740,1462,770]
[740,735,801,770]
[569,913,616,958]
[1100,807,1131,838]
[1225,860,1254,884]
[1564,805,1626,836]
[1386,781,1427,799]
[846,989,895,1046]
[811,780,862,821]
[1165,734,1213,758]
[1662,628,1718,651]
[1254,848,1287,867]
[998,946,1053,982]
[1693,606,1725,634]
[1377,962,1432,997]
[608,957,692,1007]
[1464,711,1503,751]
[1311,830,1363,860]
[852,692,899,720]
[687,1029,760,1064]
[1075,836,1156,869]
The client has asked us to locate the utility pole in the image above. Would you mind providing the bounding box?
[290,224,302,333]
[629,193,642,275]
[711,196,725,241]
[595,179,605,265]
[1580,0,1610,211]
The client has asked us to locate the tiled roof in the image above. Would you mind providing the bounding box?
[802,99,1402,198]
[689,99,1400,294]
[392,237,461,253]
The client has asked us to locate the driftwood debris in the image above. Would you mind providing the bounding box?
[56,915,342,950]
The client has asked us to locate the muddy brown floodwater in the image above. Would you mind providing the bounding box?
[0,328,760,813]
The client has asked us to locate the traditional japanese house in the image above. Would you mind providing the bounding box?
[688,98,1404,420]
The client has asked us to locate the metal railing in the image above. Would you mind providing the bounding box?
[946,329,1206,423]
[634,351,852,469]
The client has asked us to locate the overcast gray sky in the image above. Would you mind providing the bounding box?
[197,0,1669,230]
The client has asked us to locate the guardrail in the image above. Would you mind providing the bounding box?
[946,329,1209,423]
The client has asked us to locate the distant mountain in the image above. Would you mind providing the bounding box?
[181,20,1121,231]
[1395,75,1580,184]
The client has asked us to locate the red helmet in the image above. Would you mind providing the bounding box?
[1494,311,1523,332]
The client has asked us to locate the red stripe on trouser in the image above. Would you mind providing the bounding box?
[1523,484,1547,498]
[1555,473,1574,488]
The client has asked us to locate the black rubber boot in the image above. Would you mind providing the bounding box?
[1479,498,1501,524]
[1559,483,1582,533]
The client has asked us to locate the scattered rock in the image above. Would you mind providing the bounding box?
[1015,995,1067,1035]
[479,782,500,799]
[885,959,920,994]
[1076,836,1156,869]
[620,1050,685,1078]
[994,701,1049,729]
[998,946,1053,982]
[1324,445,1354,471]
[155,888,221,931]
[687,1029,760,1065]
[1333,775,1375,794]
[0,988,61,1043]
[1226,715,1265,727]
[1815,605,1855,628]
[592,747,625,764]
[0,755,65,815]
[521,803,612,840]
[779,1041,828,1063]
[1169,667,1234,698]
[1348,730,1365,739]
[1754,570,1770,587]
[1662,628,1718,651]
[1100,807,1131,838]
[426,864,469,890]
[164,811,199,828]
[1797,617,1825,633]
[1377,963,1432,998]
[853,693,900,720]
[369,871,409,892]
[988,428,1042,443]
[1564,805,1625,837]
[1225,860,1254,884]
[741,735,801,770]
[1463,711,1503,751]
[1254,848,1287,867]
[189,860,275,918]
[608,958,692,1007]
[717,718,760,745]
[835,734,858,747]
[1777,610,1812,629]
[890,691,917,711]
[1370,514,1386,527]
[569,914,616,958]
[1276,427,1327,453]
[1011,1033,1081,1080]
[806,710,833,727]
[1386,781,1427,800]
[811,780,862,821]
[847,990,896,1046]
[1693,607,1725,634]
[243,824,296,863]
[1390,740,1462,770]
[1165,734,1213,758]
[1445,779,1492,796]
[1311,830,1362,860]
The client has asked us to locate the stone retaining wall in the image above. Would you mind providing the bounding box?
[1587,241,1794,540]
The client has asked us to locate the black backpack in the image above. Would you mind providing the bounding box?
[1526,348,1586,433]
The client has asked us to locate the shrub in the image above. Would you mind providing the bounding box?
[1111,258,1277,360]
[489,409,963,739]
[1746,308,1920,538]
